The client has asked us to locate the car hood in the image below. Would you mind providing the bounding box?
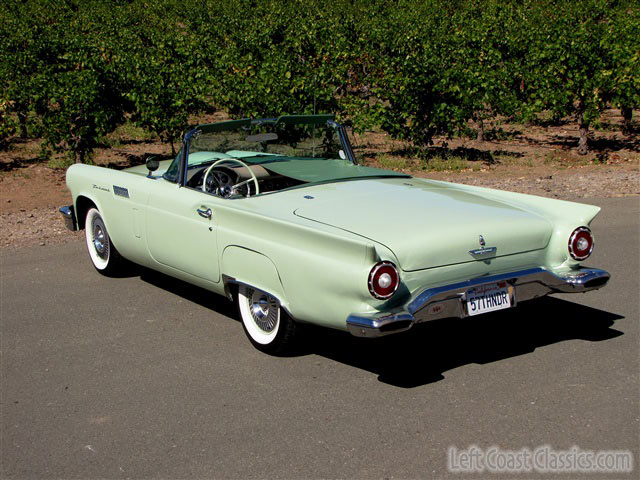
[293,178,553,271]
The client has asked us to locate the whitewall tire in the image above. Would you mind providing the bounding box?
[84,207,124,275]
[237,284,296,354]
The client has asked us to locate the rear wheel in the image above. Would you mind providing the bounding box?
[85,207,125,275]
[237,285,296,354]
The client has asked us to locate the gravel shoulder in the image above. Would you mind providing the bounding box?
[0,206,83,249]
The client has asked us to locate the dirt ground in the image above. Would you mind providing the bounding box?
[0,109,637,249]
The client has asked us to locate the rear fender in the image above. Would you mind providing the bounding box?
[221,246,288,311]
[418,179,602,269]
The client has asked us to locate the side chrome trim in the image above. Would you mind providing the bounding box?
[113,185,130,198]
[59,205,78,231]
[346,266,610,338]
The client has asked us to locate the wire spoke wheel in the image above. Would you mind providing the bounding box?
[247,288,279,333]
[92,218,109,261]
[237,284,296,354]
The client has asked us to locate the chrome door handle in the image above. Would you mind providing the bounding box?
[197,207,212,219]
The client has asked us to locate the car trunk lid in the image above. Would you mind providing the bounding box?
[293,178,553,271]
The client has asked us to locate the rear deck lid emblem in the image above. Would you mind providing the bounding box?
[469,235,497,257]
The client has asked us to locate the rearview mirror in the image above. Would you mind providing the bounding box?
[246,133,278,142]
[146,156,159,177]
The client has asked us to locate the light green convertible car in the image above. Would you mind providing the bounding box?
[60,115,610,353]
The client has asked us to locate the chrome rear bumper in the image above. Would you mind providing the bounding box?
[59,205,78,231]
[346,266,610,338]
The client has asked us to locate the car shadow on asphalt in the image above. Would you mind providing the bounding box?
[136,268,624,389]
[294,296,624,388]
[138,267,238,319]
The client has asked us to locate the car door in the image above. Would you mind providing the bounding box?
[145,179,221,283]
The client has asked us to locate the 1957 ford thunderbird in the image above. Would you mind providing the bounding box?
[60,115,610,353]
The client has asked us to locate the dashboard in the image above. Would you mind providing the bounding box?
[187,163,304,197]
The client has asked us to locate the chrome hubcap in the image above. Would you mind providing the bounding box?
[247,288,278,332]
[92,222,108,259]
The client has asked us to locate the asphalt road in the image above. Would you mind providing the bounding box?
[1,196,639,479]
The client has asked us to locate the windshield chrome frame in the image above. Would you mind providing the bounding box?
[327,120,357,165]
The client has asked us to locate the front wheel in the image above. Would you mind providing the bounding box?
[237,285,296,354]
[84,207,125,276]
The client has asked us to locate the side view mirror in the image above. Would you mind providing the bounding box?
[146,156,160,177]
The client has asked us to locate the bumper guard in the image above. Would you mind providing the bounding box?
[59,205,78,231]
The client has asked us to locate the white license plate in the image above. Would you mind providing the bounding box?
[466,283,513,316]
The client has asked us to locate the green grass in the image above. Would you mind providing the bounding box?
[543,151,562,165]
[420,154,468,172]
[102,121,155,147]
[494,152,533,167]
[46,155,74,169]
[377,152,470,172]
[116,121,155,140]
[544,151,593,167]
[377,154,411,170]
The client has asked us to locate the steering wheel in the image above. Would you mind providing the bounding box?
[202,158,260,197]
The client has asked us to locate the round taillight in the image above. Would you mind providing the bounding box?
[368,261,400,300]
[568,226,594,261]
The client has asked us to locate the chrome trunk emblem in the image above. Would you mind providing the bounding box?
[469,235,497,257]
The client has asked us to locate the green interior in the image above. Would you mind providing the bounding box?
[232,155,408,183]
[182,150,408,184]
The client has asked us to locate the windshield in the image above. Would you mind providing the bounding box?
[192,116,343,161]
[164,115,407,187]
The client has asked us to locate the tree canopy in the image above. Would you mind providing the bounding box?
[0,0,637,162]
